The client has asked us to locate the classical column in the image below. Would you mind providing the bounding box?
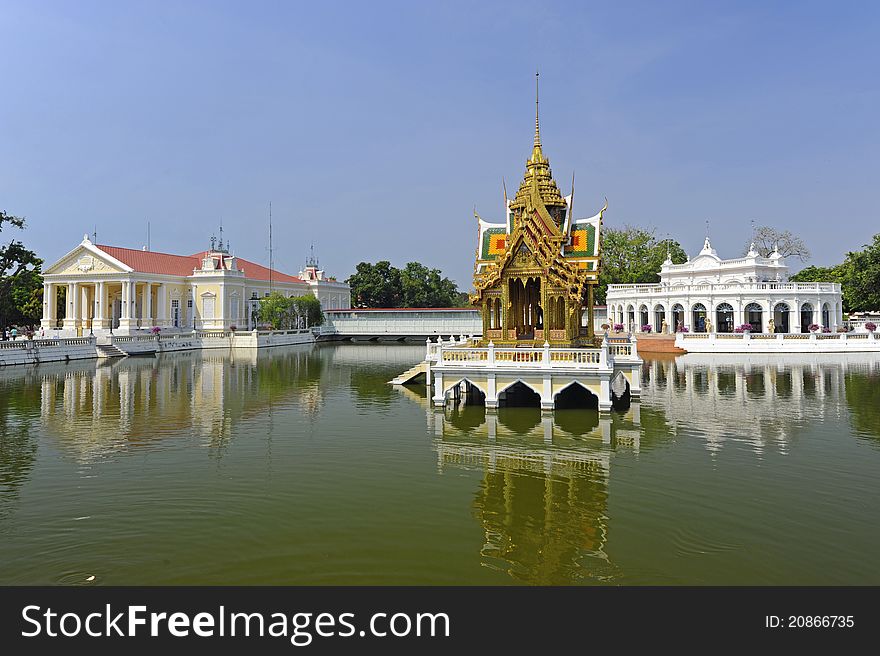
[81,285,91,330]
[141,283,152,327]
[118,279,135,332]
[41,282,54,329]
[63,282,79,330]
[156,284,167,327]
[93,281,106,329]
[191,284,198,329]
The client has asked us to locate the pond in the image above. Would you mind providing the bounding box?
[1,344,878,585]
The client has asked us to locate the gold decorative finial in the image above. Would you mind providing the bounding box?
[534,70,541,147]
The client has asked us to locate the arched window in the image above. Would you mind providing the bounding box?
[692,303,707,333]
[671,303,685,332]
[639,304,649,331]
[800,303,813,333]
[716,302,734,333]
[822,302,830,328]
[654,304,666,333]
[745,302,763,332]
[773,302,790,333]
[626,304,635,331]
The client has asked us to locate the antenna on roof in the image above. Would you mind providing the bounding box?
[93,225,97,243]
[218,218,224,251]
[147,221,151,251]
[268,201,274,293]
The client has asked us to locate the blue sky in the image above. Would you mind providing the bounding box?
[2,1,878,286]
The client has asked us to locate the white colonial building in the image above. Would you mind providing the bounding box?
[606,237,842,334]
[41,235,350,335]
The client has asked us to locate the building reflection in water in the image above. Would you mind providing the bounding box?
[425,352,880,584]
[642,353,880,454]
[31,346,324,462]
[429,403,649,585]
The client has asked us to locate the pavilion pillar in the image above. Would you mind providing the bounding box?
[587,284,595,338]
[63,282,80,330]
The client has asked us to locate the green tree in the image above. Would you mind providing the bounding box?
[399,261,460,307]
[346,261,401,308]
[346,260,462,308]
[292,294,324,327]
[789,265,841,284]
[788,235,880,312]
[838,234,880,312]
[597,227,688,304]
[258,292,295,329]
[741,225,811,261]
[0,211,43,329]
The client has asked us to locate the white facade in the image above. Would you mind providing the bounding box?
[41,236,350,336]
[606,238,843,334]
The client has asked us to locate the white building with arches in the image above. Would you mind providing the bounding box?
[606,237,842,334]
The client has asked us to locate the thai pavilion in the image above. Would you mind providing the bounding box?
[40,233,350,335]
[606,237,843,334]
[471,76,605,346]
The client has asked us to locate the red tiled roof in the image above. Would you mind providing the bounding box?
[97,245,199,276]
[95,245,302,283]
[189,252,303,284]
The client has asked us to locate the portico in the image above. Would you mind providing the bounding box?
[42,234,350,336]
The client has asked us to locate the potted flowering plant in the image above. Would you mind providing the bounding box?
[641,324,652,333]
[230,325,238,332]
[734,324,753,333]
[676,325,689,333]
[613,323,624,333]
[866,321,877,333]
[808,324,820,333]
[600,323,610,332]
[151,326,160,335]
[821,326,832,333]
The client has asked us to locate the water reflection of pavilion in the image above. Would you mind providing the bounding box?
[428,404,651,584]
[642,353,880,454]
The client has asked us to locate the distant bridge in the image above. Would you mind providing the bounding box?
[320,308,481,341]
[320,306,609,341]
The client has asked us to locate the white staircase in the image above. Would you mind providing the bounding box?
[96,343,127,359]
[389,361,429,385]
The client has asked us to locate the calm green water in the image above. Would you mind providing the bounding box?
[1,344,879,585]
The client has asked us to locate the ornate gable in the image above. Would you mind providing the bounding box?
[44,239,131,276]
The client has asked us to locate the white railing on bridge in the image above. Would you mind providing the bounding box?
[324,308,482,336]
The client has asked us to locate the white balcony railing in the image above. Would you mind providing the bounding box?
[607,281,840,295]
[427,335,639,370]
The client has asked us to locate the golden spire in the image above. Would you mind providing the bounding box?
[510,71,566,216]
[534,70,541,148]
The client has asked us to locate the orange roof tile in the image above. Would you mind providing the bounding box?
[95,245,303,283]
[188,251,303,283]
